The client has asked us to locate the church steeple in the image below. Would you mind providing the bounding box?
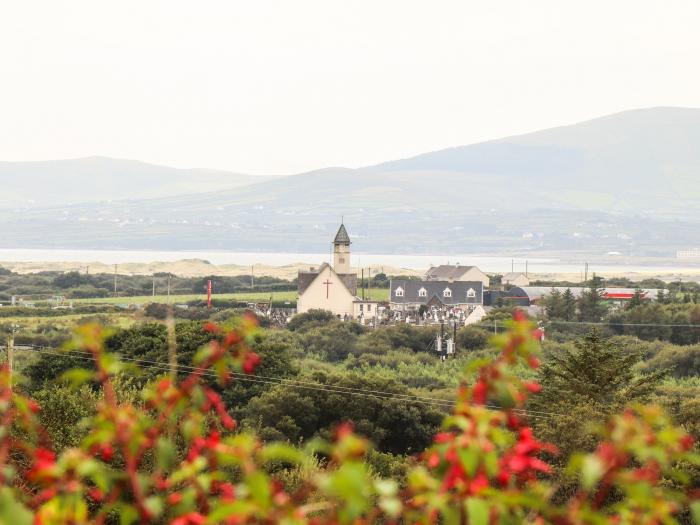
[332,222,351,274]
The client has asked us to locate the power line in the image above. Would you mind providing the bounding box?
[17,346,558,419]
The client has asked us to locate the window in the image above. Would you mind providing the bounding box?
[467,288,476,298]
[359,304,364,311]
[443,288,452,298]
[367,304,372,312]
[395,287,404,297]
[418,287,427,297]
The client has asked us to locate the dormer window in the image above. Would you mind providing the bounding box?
[395,287,404,297]
[443,288,452,298]
[418,287,427,297]
[467,288,476,298]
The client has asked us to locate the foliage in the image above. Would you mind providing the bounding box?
[531,330,664,465]
[0,314,699,524]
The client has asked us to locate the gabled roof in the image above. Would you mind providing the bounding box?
[390,279,483,306]
[297,262,358,296]
[333,224,351,245]
[503,272,528,280]
[425,264,482,280]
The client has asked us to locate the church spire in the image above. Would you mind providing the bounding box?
[333,223,351,245]
[332,222,351,273]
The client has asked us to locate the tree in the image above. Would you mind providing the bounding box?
[530,329,663,466]
[561,288,577,321]
[544,288,564,319]
[578,275,608,322]
[287,309,335,331]
[628,287,645,309]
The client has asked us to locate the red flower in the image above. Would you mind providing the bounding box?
[472,379,488,405]
[242,352,261,374]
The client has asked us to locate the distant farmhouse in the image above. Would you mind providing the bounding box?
[425,264,489,287]
[502,272,530,287]
[296,224,378,321]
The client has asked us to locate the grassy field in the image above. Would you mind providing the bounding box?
[71,288,389,305]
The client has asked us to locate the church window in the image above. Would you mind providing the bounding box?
[395,287,404,297]
[418,287,427,297]
[443,288,452,298]
[467,288,476,298]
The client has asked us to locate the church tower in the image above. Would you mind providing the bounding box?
[332,222,351,274]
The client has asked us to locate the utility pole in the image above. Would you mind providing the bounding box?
[152,274,156,297]
[584,262,589,283]
[166,306,177,379]
[6,324,18,383]
[361,268,365,300]
[251,266,254,289]
[113,264,118,294]
[167,275,171,303]
[525,260,528,277]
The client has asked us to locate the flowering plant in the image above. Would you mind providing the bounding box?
[0,312,698,524]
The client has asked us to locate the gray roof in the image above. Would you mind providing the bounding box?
[390,279,483,306]
[425,264,480,280]
[333,224,351,245]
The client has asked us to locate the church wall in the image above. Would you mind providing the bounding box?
[297,265,356,318]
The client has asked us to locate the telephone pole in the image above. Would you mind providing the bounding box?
[6,324,19,383]
[152,274,156,296]
[113,264,118,294]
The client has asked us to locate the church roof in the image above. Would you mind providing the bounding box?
[333,224,351,245]
[297,263,358,296]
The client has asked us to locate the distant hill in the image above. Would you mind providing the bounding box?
[0,156,274,207]
[1,107,700,255]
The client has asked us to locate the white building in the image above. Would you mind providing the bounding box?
[502,272,530,287]
[425,264,490,288]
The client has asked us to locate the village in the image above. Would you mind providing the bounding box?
[295,223,665,329]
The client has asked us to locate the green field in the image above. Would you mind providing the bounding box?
[72,288,389,305]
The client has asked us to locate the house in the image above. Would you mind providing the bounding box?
[425,264,490,288]
[389,279,483,312]
[296,224,378,321]
[502,272,530,287]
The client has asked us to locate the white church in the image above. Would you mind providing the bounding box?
[296,223,379,321]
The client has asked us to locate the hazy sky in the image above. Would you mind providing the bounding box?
[1,1,699,175]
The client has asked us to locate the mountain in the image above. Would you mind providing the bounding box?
[1,107,699,255]
[0,156,274,207]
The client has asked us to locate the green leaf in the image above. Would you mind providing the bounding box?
[156,438,177,471]
[144,496,163,519]
[465,497,489,525]
[259,443,306,465]
[0,487,33,525]
[60,368,95,388]
[119,504,139,525]
[581,455,604,490]
[457,448,479,476]
[691,501,700,524]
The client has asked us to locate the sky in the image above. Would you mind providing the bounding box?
[1,0,699,175]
